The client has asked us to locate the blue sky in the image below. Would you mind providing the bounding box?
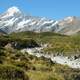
[0,0,80,20]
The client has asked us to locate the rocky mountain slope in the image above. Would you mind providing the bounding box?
[0,6,80,35]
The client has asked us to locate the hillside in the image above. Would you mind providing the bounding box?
[9,31,80,55]
[0,31,80,80]
[0,42,80,80]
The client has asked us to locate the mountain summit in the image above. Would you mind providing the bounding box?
[7,6,20,13]
[1,7,21,19]
[0,6,80,35]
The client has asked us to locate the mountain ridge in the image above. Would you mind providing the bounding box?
[0,6,80,35]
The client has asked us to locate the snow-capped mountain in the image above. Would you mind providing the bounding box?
[0,6,80,35]
[57,16,80,35]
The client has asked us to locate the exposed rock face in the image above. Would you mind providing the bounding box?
[4,43,13,49]
[58,16,80,35]
[21,45,80,69]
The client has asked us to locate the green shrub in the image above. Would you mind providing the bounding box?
[0,64,29,80]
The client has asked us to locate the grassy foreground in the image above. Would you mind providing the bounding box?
[0,31,80,80]
[0,47,80,80]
